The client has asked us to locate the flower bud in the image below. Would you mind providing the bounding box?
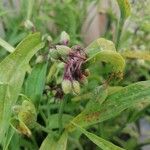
[56,45,71,57]
[80,75,88,85]
[24,20,34,30]
[72,80,80,95]
[42,34,53,42]
[60,31,70,45]
[84,69,90,77]
[62,79,72,94]
[36,55,44,64]
[47,36,53,43]
[49,48,58,59]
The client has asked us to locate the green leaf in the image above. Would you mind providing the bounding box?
[71,86,123,102]
[86,38,125,73]
[0,33,44,146]
[121,50,150,61]
[86,50,125,73]
[39,134,57,150]
[55,131,68,150]
[116,0,131,20]
[72,122,125,150]
[86,38,116,56]
[67,81,150,131]
[25,62,47,108]
[40,131,68,150]
[10,118,31,137]
[48,114,73,129]
[88,85,108,106]
[27,0,35,20]
[0,37,15,53]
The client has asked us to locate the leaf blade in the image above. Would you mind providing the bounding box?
[0,37,15,53]
[86,38,125,73]
[67,81,150,131]
[25,62,48,108]
[0,33,44,145]
[121,50,150,61]
[86,50,125,73]
[72,122,125,150]
[40,131,68,150]
[116,0,131,20]
[86,38,116,56]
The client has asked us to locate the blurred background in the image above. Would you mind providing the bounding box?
[0,0,149,47]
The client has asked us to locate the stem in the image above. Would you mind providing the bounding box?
[58,100,65,135]
[39,109,47,125]
[31,136,39,149]
[116,18,124,50]
[35,122,51,133]
[58,95,68,135]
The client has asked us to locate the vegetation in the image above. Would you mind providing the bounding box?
[0,0,150,149]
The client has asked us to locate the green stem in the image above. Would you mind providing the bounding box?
[35,122,51,133]
[58,95,68,135]
[39,109,47,125]
[58,100,65,135]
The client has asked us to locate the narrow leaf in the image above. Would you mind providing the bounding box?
[39,134,57,150]
[25,62,47,108]
[67,81,150,131]
[121,50,150,61]
[48,114,73,129]
[0,33,44,145]
[0,37,15,53]
[116,0,131,19]
[72,122,125,150]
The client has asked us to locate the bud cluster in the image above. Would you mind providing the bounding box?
[62,45,89,95]
[48,32,89,95]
